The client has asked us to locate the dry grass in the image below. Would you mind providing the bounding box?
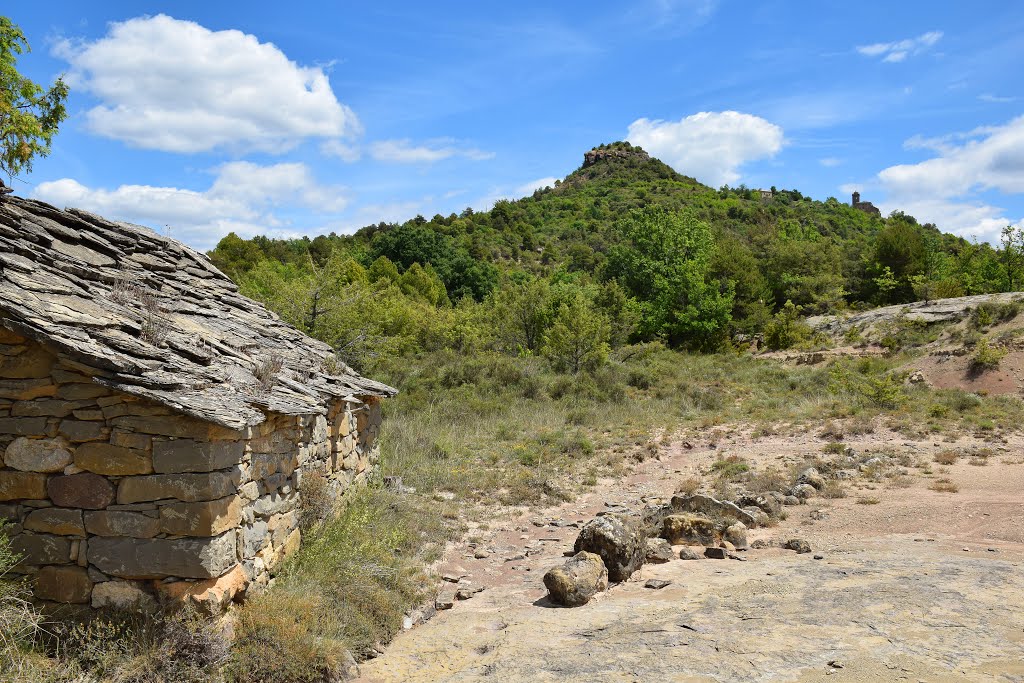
[929,478,960,493]
[934,450,959,465]
[856,497,881,505]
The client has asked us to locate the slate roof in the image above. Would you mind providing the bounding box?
[0,196,396,431]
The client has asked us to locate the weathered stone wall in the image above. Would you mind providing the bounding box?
[0,330,382,611]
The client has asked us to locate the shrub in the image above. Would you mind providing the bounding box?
[969,339,1006,373]
[929,478,959,493]
[763,300,813,350]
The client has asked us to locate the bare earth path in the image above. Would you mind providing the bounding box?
[356,429,1024,682]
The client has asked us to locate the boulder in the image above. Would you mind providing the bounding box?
[670,493,759,526]
[662,513,719,546]
[796,467,826,490]
[644,537,675,564]
[704,546,728,559]
[4,437,73,473]
[573,514,644,582]
[784,538,812,554]
[543,551,608,607]
[783,495,801,506]
[724,522,748,550]
[48,473,115,509]
[791,483,817,500]
[678,547,703,560]
[735,493,781,517]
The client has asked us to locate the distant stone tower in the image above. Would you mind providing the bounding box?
[852,191,860,205]
[850,191,880,217]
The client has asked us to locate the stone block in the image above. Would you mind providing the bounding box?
[56,383,110,400]
[251,491,295,518]
[100,401,174,420]
[110,430,152,451]
[0,503,20,522]
[240,520,269,558]
[10,533,72,565]
[48,473,115,509]
[4,437,74,473]
[91,579,157,611]
[0,416,49,436]
[110,415,240,441]
[0,379,56,401]
[0,344,54,379]
[117,472,235,504]
[11,400,82,418]
[23,508,85,537]
[71,409,104,421]
[267,528,300,570]
[159,496,242,537]
[34,565,92,603]
[152,439,243,474]
[154,564,248,615]
[0,471,48,501]
[85,510,160,538]
[58,419,107,443]
[74,442,152,476]
[88,533,238,579]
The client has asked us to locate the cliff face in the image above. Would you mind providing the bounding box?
[582,146,651,168]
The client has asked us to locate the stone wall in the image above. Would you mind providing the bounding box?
[0,330,382,611]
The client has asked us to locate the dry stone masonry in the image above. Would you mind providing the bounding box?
[0,196,395,611]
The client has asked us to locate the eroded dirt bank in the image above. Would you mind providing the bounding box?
[356,430,1024,683]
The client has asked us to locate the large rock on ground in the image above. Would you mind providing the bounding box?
[670,493,759,527]
[662,513,719,546]
[543,551,608,607]
[573,514,645,583]
[797,468,826,490]
[724,522,748,550]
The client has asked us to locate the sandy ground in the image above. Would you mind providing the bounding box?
[355,428,1024,683]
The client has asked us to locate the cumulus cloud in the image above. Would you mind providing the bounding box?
[32,162,348,250]
[875,116,1024,242]
[368,138,494,164]
[856,31,942,63]
[53,15,359,153]
[879,116,1024,199]
[626,111,784,186]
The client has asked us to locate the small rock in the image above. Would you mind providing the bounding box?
[644,538,675,564]
[783,495,801,506]
[704,546,728,560]
[644,579,671,590]
[474,549,490,559]
[828,660,844,669]
[441,572,465,582]
[721,540,736,552]
[809,509,829,521]
[750,539,772,550]
[797,467,826,490]
[813,554,824,560]
[456,587,483,600]
[784,538,812,554]
[791,483,817,500]
[435,594,455,610]
[678,547,703,560]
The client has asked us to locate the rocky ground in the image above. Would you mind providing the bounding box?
[354,427,1024,683]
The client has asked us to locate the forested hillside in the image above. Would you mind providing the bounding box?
[210,142,1016,370]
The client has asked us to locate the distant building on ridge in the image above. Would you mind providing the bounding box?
[851,191,881,217]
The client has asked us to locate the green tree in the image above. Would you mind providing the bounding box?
[999,225,1024,292]
[543,293,610,373]
[0,17,68,179]
[492,277,552,354]
[606,207,733,350]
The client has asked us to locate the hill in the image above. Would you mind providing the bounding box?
[209,142,1015,361]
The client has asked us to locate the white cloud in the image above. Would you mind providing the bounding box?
[879,116,1024,199]
[874,116,1024,243]
[320,140,362,162]
[54,14,359,153]
[979,93,1016,104]
[368,138,494,164]
[819,157,843,167]
[856,31,942,63]
[515,177,559,195]
[626,111,784,186]
[31,162,348,250]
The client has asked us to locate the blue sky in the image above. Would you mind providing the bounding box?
[9,1,1024,250]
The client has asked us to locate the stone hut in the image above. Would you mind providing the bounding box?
[0,196,396,611]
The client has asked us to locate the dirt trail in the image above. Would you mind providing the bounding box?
[355,429,1024,682]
